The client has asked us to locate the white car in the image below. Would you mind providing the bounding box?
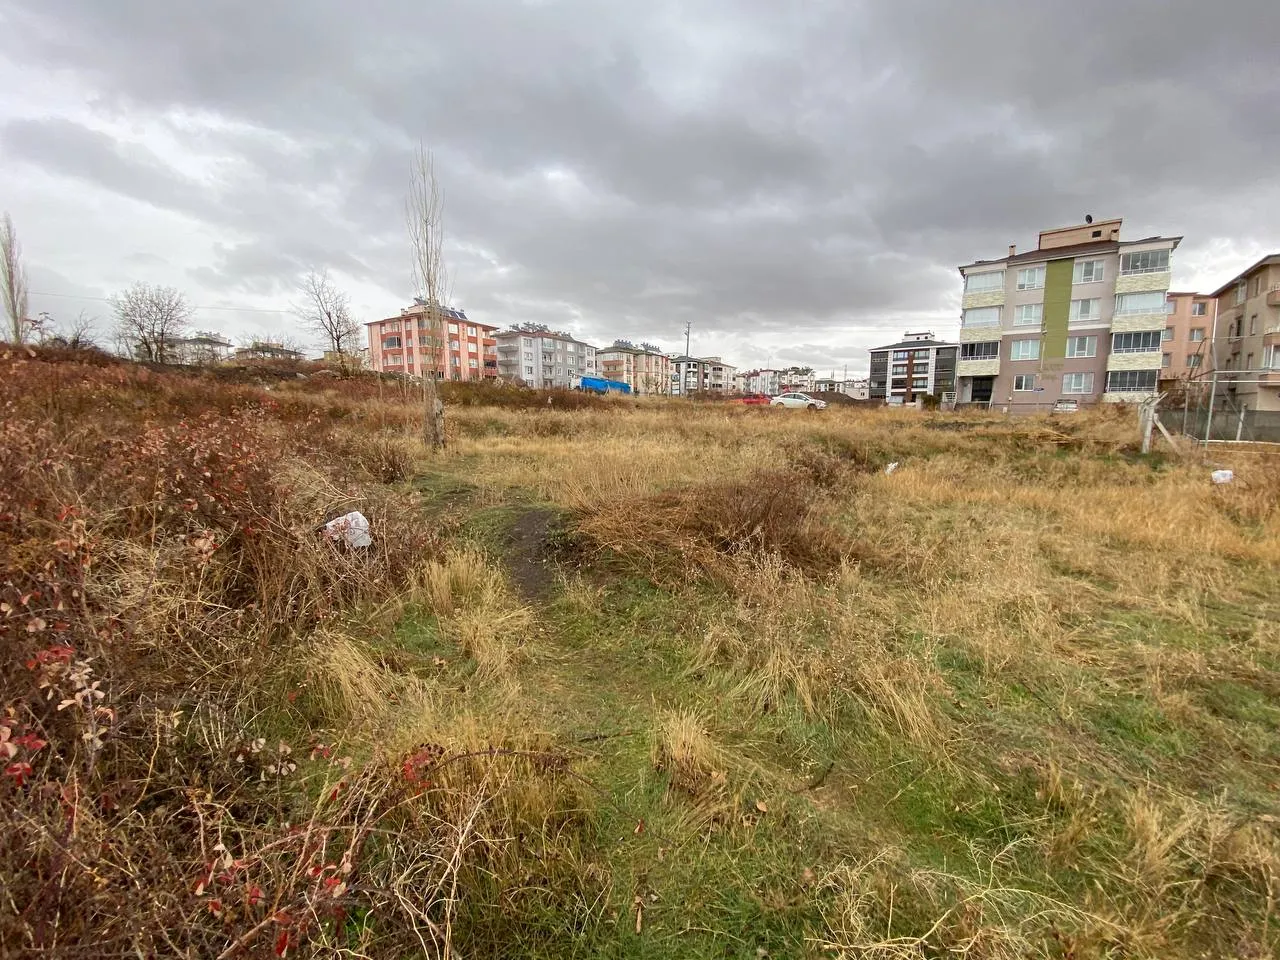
[770,392,827,410]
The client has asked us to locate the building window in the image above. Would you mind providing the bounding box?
[1015,304,1043,325]
[524,365,533,375]
[1111,331,1163,353]
[1187,354,1202,368]
[1012,374,1036,391]
[1073,259,1105,283]
[1119,249,1170,275]
[1105,369,1158,392]
[1246,353,1254,370]
[962,306,1001,327]
[1166,298,1178,314]
[1191,302,1207,317]
[1016,266,1045,290]
[960,341,999,360]
[448,323,459,334]
[1114,291,1167,315]
[1069,299,1100,321]
[1010,339,1041,361]
[467,326,476,336]
[1062,372,1094,394]
[891,364,908,376]
[1189,328,1205,342]
[1250,314,1258,335]
[1161,353,1171,367]
[383,337,401,348]
[469,358,478,368]
[965,271,1004,293]
[1234,281,1246,305]
[1066,335,1097,358]
[1162,327,1174,341]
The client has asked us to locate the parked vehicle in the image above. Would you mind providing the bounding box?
[571,375,632,395]
[730,393,772,406]
[770,392,826,411]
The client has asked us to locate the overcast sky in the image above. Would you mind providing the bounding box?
[2,1,1278,375]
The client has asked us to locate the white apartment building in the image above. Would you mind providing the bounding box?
[670,355,737,395]
[495,329,598,389]
[741,369,781,395]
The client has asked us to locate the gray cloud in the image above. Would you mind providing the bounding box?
[1,0,1278,370]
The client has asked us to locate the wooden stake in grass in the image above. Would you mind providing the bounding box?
[407,145,449,452]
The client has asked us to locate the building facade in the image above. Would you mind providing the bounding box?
[868,332,957,404]
[597,344,671,394]
[814,377,870,399]
[741,369,781,395]
[955,218,1181,411]
[1209,254,1280,411]
[778,368,817,392]
[670,356,737,395]
[494,329,597,389]
[365,303,498,379]
[1161,292,1216,390]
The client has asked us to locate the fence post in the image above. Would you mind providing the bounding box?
[1235,405,1247,442]
[1203,371,1217,446]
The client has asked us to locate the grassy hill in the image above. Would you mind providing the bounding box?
[3,348,1278,958]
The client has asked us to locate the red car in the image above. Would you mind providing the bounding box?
[729,393,772,405]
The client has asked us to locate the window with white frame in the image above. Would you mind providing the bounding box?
[1015,304,1043,325]
[962,306,1001,327]
[1111,331,1163,353]
[964,271,1004,293]
[1114,291,1167,315]
[1161,353,1171,367]
[449,340,460,350]
[1234,282,1246,305]
[1069,299,1100,321]
[467,326,476,336]
[1162,327,1174,341]
[1073,259,1105,283]
[524,365,533,376]
[521,338,532,348]
[1250,314,1258,335]
[960,341,999,360]
[1166,298,1178,314]
[1189,328,1205,342]
[1191,301,1207,317]
[1066,335,1097,358]
[469,358,478,368]
[1265,346,1280,369]
[1062,372,1094,394]
[448,323,459,334]
[1012,374,1036,391]
[1119,249,1170,275]
[1187,354,1202,368]
[1105,369,1158,392]
[1010,339,1041,361]
[1016,266,1045,290]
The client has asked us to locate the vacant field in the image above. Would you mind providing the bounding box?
[3,349,1279,958]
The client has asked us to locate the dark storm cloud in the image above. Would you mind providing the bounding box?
[2,0,1278,363]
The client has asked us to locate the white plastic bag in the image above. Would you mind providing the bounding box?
[884,462,899,476]
[1211,470,1234,485]
[322,511,373,548]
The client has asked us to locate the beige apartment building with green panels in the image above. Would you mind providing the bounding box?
[955,218,1181,411]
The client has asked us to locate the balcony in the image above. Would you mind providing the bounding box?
[1106,351,1163,372]
[1267,287,1280,307]
[1114,271,1171,294]
[957,358,1000,378]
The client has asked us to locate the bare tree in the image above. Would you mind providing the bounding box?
[110,282,193,363]
[407,146,449,451]
[1,212,30,344]
[40,310,99,349]
[294,269,360,371]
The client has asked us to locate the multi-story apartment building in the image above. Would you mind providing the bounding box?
[494,328,597,389]
[741,369,781,395]
[778,368,817,392]
[670,356,737,395]
[597,343,671,394]
[813,377,870,399]
[1209,253,1280,411]
[1161,292,1216,390]
[868,332,957,404]
[955,218,1181,411]
[365,303,498,378]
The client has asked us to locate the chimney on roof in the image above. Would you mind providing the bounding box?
[1008,244,1016,257]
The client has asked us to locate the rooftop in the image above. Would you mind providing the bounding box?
[870,337,957,352]
[1207,253,1280,298]
[959,234,1182,273]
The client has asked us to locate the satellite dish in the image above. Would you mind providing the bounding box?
[1085,214,1094,224]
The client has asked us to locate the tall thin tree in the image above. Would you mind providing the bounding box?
[406,146,449,451]
[1,213,30,344]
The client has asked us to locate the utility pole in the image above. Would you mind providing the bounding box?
[683,319,691,358]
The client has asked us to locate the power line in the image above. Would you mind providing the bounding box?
[30,290,296,316]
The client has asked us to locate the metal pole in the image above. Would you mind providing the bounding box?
[1235,403,1246,442]
[1203,370,1217,447]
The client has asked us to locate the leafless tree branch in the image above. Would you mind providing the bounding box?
[407,145,448,451]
